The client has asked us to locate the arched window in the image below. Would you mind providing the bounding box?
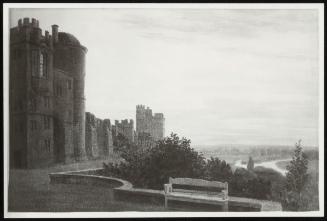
[39,53,44,77]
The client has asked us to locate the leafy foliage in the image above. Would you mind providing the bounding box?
[204,157,233,182]
[104,133,207,189]
[283,140,310,211]
[104,133,311,205]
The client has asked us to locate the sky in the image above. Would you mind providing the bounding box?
[9,7,320,147]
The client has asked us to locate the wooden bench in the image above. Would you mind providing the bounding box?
[164,177,229,211]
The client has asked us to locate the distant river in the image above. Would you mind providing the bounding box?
[234,159,292,176]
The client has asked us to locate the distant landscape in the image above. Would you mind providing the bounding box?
[194,144,318,164]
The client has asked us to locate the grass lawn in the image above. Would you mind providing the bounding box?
[7,158,166,212]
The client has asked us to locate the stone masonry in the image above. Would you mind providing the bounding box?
[10,18,87,168]
[85,112,114,159]
[136,105,165,141]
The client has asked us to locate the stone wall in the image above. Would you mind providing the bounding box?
[85,112,114,159]
[9,18,88,168]
[48,168,281,211]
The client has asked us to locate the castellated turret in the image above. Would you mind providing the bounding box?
[136,105,165,141]
[10,18,54,168]
[9,18,87,168]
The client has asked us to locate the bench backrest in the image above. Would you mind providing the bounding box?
[169,177,228,194]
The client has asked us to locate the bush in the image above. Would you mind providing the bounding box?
[104,133,207,189]
[204,157,233,182]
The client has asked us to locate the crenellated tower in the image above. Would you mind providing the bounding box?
[136,105,165,142]
[10,18,54,168]
[113,119,135,143]
[9,18,88,168]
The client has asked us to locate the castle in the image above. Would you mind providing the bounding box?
[136,105,165,141]
[9,18,165,168]
[9,18,89,168]
[112,119,135,143]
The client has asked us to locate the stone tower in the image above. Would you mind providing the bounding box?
[10,18,54,168]
[136,105,165,141]
[52,25,87,161]
[113,119,135,143]
[9,18,87,168]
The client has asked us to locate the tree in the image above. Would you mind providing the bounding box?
[103,133,207,189]
[284,140,309,211]
[204,157,233,182]
[247,156,254,171]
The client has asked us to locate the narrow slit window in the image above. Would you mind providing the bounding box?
[39,53,44,77]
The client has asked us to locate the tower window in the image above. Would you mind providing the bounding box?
[44,139,51,152]
[44,116,51,129]
[44,97,50,108]
[31,51,47,78]
[39,53,44,77]
[67,80,72,90]
[30,120,37,130]
[31,99,37,111]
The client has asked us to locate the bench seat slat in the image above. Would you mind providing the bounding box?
[166,192,227,202]
[173,188,224,196]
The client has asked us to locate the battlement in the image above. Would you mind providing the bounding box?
[154,113,164,119]
[12,18,53,48]
[18,17,40,28]
[103,119,111,128]
[136,104,146,110]
[115,119,134,126]
[85,112,96,122]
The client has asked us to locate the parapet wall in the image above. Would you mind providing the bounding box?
[48,169,282,211]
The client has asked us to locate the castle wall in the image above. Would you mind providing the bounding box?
[85,112,99,159]
[97,119,113,157]
[85,112,113,159]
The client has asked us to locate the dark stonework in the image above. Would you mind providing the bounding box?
[85,112,114,159]
[9,18,87,168]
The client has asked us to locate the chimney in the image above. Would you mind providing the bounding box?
[52,24,58,44]
[18,19,22,28]
[31,18,37,27]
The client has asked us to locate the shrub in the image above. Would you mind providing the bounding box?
[204,157,233,182]
[104,133,207,189]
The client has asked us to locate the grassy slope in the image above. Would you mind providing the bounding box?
[8,157,165,212]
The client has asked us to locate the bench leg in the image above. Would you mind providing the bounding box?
[165,197,168,209]
[222,201,228,212]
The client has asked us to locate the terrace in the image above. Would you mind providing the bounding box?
[8,158,282,212]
